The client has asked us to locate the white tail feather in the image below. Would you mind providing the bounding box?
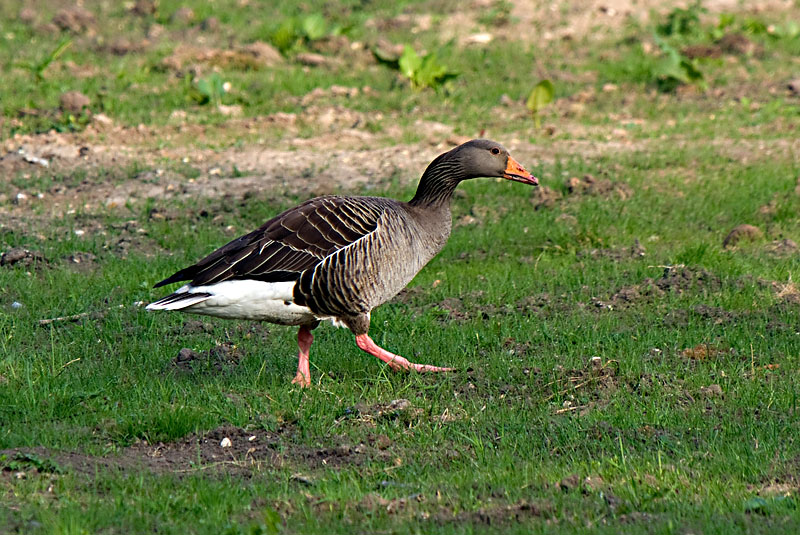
[146,285,212,311]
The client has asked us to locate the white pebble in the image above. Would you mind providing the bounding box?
[220,437,232,448]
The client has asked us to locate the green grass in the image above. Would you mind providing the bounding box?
[2,0,800,533]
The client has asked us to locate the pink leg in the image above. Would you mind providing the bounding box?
[355,334,454,373]
[291,325,314,387]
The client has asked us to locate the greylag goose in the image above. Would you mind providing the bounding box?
[147,139,537,386]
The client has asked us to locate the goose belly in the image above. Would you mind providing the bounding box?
[182,280,316,325]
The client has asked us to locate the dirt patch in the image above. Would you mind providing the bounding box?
[160,43,283,73]
[689,304,739,325]
[565,174,634,200]
[764,239,798,257]
[170,342,242,373]
[578,240,646,261]
[63,251,98,273]
[771,280,800,305]
[52,6,96,34]
[338,399,427,428]
[680,344,736,360]
[1,424,387,479]
[595,266,723,310]
[530,175,633,210]
[722,224,763,249]
[433,500,553,525]
[544,359,621,415]
[515,293,555,315]
[0,247,47,269]
[682,33,762,59]
[530,186,562,210]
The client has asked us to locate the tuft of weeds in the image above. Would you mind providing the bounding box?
[526,79,555,129]
[374,45,458,90]
[269,13,341,54]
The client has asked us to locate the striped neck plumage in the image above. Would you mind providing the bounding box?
[408,154,466,208]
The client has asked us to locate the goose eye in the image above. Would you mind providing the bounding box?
[491,147,500,155]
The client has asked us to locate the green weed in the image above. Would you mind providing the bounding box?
[526,79,555,129]
[375,45,459,90]
[269,14,341,53]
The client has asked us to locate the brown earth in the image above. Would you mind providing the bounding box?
[0,424,389,479]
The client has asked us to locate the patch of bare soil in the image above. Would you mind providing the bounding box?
[531,174,633,211]
[764,239,798,257]
[433,500,553,525]
[170,342,242,373]
[544,358,621,415]
[3,116,796,228]
[723,224,764,248]
[771,280,800,305]
[594,266,722,310]
[160,42,283,74]
[338,398,466,427]
[1,424,388,479]
[565,174,634,200]
[0,247,47,269]
[63,251,98,273]
[578,240,646,261]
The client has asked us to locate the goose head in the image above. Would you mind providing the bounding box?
[454,139,538,186]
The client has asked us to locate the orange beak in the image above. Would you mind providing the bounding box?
[503,156,538,186]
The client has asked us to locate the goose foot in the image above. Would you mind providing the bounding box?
[355,334,454,373]
[291,325,314,387]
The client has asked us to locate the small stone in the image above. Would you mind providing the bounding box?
[60,91,91,113]
[11,301,23,309]
[217,104,242,117]
[170,7,195,24]
[722,224,763,248]
[465,32,493,44]
[499,94,516,106]
[559,474,581,491]
[93,113,113,126]
[132,0,157,16]
[19,7,36,24]
[220,437,232,448]
[240,41,283,66]
[248,435,256,442]
[201,16,220,31]
[295,52,329,66]
[147,23,165,39]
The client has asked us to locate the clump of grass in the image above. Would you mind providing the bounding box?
[374,45,458,90]
[16,39,72,83]
[269,13,341,53]
[188,73,228,106]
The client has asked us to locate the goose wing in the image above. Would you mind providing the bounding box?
[153,196,387,288]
